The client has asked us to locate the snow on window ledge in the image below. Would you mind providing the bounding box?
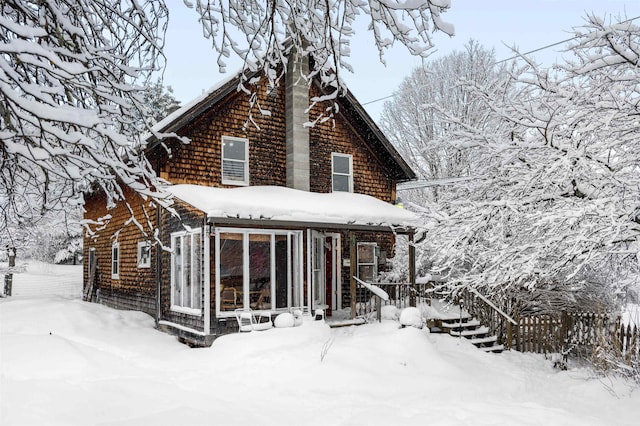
[170,305,203,317]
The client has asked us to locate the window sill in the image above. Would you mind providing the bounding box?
[221,179,249,187]
[170,305,203,317]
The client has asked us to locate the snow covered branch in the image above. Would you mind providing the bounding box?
[185,0,453,115]
[383,19,640,310]
[0,1,173,241]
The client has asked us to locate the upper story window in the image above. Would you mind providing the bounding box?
[222,136,249,186]
[332,153,353,192]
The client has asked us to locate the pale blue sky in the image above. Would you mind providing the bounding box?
[163,0,640,121]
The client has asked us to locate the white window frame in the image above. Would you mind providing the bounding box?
[170,229,203,316]
[214,227,304,317]
[137,241,151,268]
[111,242,120,279]
[221,135,249,186]
[357,242,378,282]
[331,152,353,193]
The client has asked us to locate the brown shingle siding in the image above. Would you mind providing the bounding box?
[83,186,157,316]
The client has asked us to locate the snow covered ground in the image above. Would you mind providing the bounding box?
[1,264,639,425]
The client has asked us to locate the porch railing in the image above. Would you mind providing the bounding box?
[352,279,431,320]
[459,289,518,349]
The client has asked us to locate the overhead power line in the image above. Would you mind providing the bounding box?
[397,176,481,191]
[361,15,640,107]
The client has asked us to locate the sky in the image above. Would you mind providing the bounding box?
[162,0,640,122]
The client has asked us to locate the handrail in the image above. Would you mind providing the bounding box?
[469,288,517,325]
[353,276,389,301]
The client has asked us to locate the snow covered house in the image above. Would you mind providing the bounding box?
[83,57,418,346]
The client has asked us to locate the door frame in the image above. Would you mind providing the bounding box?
[309,230,341,315]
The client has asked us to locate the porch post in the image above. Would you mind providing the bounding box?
[409,231,416,307]
[349,231,356,319]
[204,220,211,335]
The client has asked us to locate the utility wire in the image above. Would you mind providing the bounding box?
[361,15,640,106]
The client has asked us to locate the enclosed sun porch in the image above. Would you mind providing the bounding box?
[158,184,420,343]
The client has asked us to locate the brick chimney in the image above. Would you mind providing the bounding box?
[285,44,310,191]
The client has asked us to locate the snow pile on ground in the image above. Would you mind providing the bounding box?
[2,267,640,425]
[0,261,82,298]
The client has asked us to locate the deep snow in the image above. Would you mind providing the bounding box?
[1,263,639,425]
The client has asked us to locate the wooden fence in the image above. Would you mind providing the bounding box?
[460,291,640,363]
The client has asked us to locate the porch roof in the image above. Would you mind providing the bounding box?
[166,184,420,230]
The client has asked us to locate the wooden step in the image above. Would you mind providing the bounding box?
[479,344,504,353]
[449,325,489,337]
[441,319,480,329]
[470,335,497,346]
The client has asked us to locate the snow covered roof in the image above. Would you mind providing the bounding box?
[150,70,245,136]
[166,184,419,230]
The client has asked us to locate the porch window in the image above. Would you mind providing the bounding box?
[216,228,302,315]
[137,241,151,268]
[222,136,249,186]
[357,242,378,282]
[171,230,202,314]
[332,153,353,192]
[111,242,119,279]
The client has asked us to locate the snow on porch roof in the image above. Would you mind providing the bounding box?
[166,184,420,229]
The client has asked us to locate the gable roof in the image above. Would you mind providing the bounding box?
[148,71,415,182]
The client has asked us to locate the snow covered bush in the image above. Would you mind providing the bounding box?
[399,307,423,329]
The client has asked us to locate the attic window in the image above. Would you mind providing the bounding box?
[222,136,249,186]
[332,153,353,192]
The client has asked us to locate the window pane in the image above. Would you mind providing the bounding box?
[291,234,302,308]
[184,234,192,307]
[138,243,150,267]
[192,233,202,310]
[249,234,271,309]
[223,138,245,160]
[89,249,96,273]
[223,159,245,182]
[333,155,350,174]
[220,233,243,311]
[173,237,182,305]
[358,244,375,264]
[358,265,375,282]
[112,246,119,275]
[333,174,350,192]
[275,235,288,309]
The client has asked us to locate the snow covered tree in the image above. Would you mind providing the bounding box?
[141,79,181,126]
[1,0,454,247]
[0,1,174,245]
[411,15,640,313]
[379,40,509,204]
[187,0,454,117]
